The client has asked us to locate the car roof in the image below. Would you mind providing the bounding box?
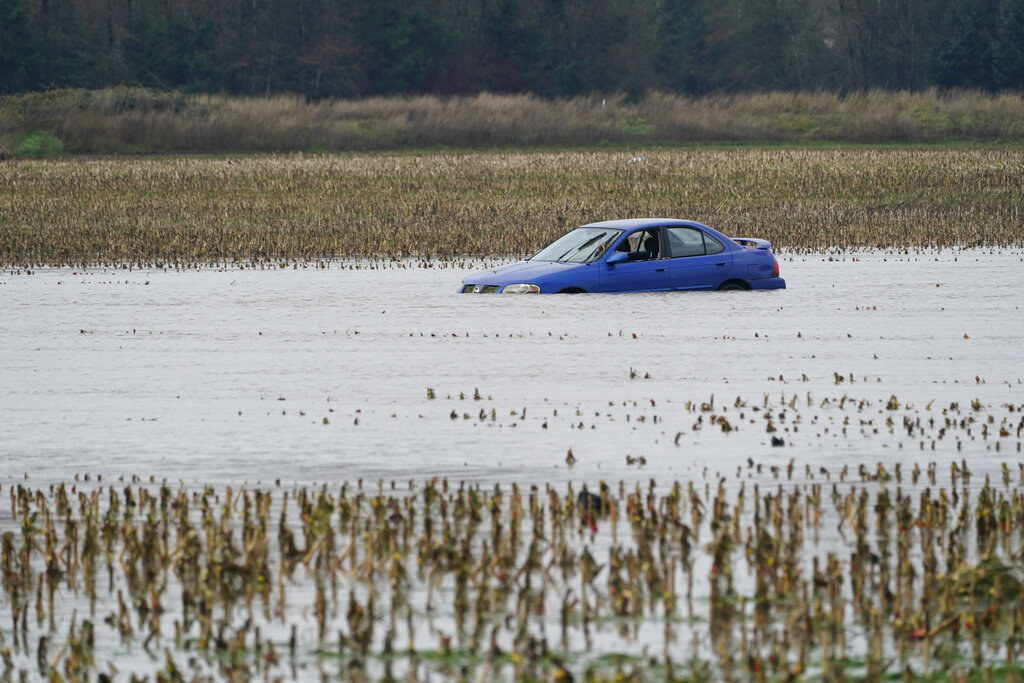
[580,218,706,230]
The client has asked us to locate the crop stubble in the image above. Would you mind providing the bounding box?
[2,147,1022,267]
[3,458,1024,680]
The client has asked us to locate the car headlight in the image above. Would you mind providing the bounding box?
[501,283,541,294]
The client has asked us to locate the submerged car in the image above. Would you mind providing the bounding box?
[460,218,785,294]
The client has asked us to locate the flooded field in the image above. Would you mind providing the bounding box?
[2,250,1022,485]
[1,250,1023,680]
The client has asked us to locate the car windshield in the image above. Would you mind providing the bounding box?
[531,228,622,263]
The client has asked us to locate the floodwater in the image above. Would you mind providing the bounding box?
[2,249,1024,680]
[2,250,1022,489]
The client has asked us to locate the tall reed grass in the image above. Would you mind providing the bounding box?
[2,88,1023,155]
[1,147,1021,267]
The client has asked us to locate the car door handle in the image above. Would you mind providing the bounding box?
[656,267,666,272]
[715,262,726,266]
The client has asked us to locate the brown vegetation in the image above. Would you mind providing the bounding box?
[3,449,1024,679]
[1,146,1021,267]
[2,89,1024,156]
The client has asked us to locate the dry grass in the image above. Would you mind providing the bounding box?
[2,88,1024,155]
[1,146,1022,267]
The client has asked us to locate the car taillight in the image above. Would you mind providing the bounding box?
[772,260,780,278]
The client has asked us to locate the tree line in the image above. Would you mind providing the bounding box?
[2,0,1023,98]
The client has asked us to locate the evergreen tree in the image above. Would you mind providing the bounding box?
[930,0,996,89]
[723,0,793,90]
[479,0,581,96]
[992,0,1024,88]
[358,0,458,94]
[0,0,41,92]
[654,0,709,93]
[127,14,221,91]
[2,0,1022,98]
[35,0,97,88]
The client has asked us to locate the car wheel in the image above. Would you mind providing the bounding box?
[719,282,746,291]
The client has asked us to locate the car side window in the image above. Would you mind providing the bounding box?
[704,233,725,255]
[614,229,661,261]
[668,227,725,257]
[667,227,705,257]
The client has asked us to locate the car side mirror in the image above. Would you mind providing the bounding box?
[606,252,627,265]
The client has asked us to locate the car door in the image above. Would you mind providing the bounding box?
[599,228,671,292]
[666,226,733,290]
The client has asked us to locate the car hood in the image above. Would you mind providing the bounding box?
[465,260,583,286]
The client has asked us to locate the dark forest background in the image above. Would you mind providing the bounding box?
[2,0,1024,98]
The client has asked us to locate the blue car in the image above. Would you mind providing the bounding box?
[460,218,785,294]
